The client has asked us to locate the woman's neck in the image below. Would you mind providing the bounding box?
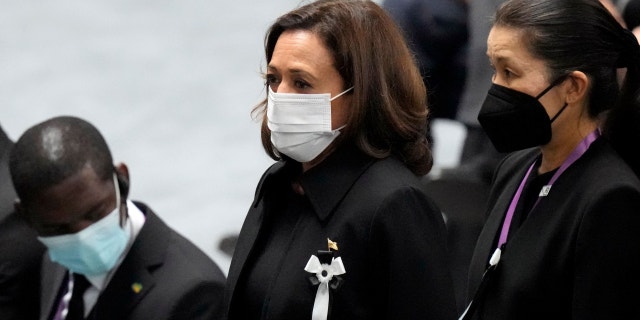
[539,123,598,174]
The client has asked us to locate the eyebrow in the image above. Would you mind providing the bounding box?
[491,55,516,71]
[267,65,318,82]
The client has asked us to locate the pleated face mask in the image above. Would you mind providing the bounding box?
[267,86,353,162]
[37,174,130,276]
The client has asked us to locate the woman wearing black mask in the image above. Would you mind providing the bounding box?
[461,0,640,319]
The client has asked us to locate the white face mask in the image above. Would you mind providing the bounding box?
[267,86,353,162]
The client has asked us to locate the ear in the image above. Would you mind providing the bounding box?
[114,162,129,181]
[564,70,589,105]
[114,162,130,225]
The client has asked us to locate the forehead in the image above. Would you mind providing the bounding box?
[269,29,336,74]
[487,26,548,73]
[25,165,112,224]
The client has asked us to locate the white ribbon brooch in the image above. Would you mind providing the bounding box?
[304,239,346,320]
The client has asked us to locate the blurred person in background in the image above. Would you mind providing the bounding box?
[224,0,457,319]
[441,0,507,186]
[382,0,468,146]
[621,0,640,37]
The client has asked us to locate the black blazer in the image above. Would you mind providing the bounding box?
[225,146,457,319]
[465,138,640,319]
[39,202,226,320]
[0,126,46,320]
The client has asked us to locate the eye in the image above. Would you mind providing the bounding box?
[265,73,280,87]
[489,63,515,83]
[85,209,103,222]
[294,79,311,90]
[38,224,67,236]
[489,64,497,80]
[503,69,513,79]
[81,201,111,224]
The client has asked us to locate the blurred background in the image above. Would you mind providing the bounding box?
[0,0,465,274]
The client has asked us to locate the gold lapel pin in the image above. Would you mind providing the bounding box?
[131,282,143,294]
[327,238,338,251]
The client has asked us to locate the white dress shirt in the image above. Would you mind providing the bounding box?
[63,200,145,318]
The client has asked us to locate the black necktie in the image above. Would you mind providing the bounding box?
[66,273,91,320]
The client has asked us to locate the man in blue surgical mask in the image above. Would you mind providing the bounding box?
[9,116,225,320]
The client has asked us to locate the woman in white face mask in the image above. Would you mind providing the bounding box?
[223,1,457,319]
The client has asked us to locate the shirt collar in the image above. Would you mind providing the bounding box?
[85,199,145,290]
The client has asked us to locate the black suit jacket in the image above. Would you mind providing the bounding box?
[225,146,457,319]
[40,202,226,320]
[466,138,640,319]
[0,126,46,320]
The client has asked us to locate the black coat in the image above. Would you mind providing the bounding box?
[0,126,46,320]
[39,202,226,320]
[225,146,457,320]
[466,138,640,319]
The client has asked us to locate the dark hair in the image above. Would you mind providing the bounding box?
[494,0,640,175]
[9,116,114,203]
[254,0,432,175]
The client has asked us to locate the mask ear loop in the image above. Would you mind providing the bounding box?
[112,173,127,227]
[330,87,354,101]
[535,74,569,100]
[329,87,354,132]
[550,103,569,123]
[113,174,121,210]
[536,74,570,123]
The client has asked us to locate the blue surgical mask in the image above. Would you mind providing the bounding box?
[38,174,130,276]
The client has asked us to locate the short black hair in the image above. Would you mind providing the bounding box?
[9,116,113,204]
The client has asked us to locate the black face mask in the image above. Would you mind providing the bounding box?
[477,77,568,153]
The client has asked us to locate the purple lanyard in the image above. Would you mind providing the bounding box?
[496,129,601,248]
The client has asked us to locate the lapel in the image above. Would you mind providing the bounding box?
[469,150,539,287]
[40,258,67,320]
[225,147,374,314]
[475,186,513,263]
[87,203,166,319]
[224,161,286,315]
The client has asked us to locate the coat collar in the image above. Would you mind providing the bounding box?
[85,202,165,319]
[39,202,165,320]
[252,144,374,222]
[39,260,67,320]
[300,144,374,221]
[224,144,374,316]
